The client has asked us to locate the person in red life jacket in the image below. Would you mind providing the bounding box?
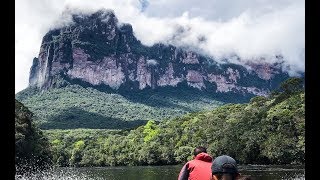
[178,146,213,180]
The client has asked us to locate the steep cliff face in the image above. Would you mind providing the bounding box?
[29,9,289,96]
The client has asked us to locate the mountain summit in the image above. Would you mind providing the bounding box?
[29,9,288,96]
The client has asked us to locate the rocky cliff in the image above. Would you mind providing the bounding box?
[29,9,289,96]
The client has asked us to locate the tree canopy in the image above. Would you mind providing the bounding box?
[42,77,304,167]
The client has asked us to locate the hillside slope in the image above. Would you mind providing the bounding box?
[16,84,225,129]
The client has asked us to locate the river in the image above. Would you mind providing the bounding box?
[15,165,305,180]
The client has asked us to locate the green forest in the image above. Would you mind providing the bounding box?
[16,84,226,129]
[14,77,304,167]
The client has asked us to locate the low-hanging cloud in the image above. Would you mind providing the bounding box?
[15,0,304,93]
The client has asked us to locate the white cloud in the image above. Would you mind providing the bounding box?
[15,0,305,93]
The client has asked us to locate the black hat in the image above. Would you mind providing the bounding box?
[211,155,238,175]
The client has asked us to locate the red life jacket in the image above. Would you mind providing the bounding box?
[178,152,213,180]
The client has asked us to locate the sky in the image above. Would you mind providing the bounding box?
[15,0,305,93]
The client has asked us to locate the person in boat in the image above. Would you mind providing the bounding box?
[211,155,252,180]
[178,146,213,180]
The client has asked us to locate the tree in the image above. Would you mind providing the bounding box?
[143,120,159,143]
[174,146,194,163]
[69,140,85,166]
[279,77,304,94]
[273,77,304,104]
[15,100,52,172]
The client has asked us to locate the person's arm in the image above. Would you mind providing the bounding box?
[178,163,190,180]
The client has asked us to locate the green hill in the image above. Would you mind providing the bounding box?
[43,78,305,166]
[16,84,227,129]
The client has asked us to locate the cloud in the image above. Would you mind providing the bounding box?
[15,0,304,93]
[138,0,149,12]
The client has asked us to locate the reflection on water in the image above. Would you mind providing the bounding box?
[238,165,305,180]
[15,165,305,180]
[15,168,101,180]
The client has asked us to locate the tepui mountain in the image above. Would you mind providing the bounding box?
[28,9,290,97]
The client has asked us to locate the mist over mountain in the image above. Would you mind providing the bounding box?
[28,9,290,96]
[15,0,304,93]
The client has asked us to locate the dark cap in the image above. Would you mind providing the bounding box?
[211,155,238,175]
